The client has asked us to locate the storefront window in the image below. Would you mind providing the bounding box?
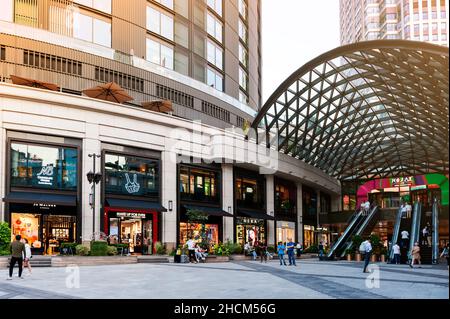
[276,221,295,244]
[179,166,219,203]
[11,213,40,248]
[10,143,78,191]
[235,175,265,209]
[105,153,159,198]
[236,218,265,246]
[304,225,315,249]
[275,181,296,215]
[302,187,317,217]
[320,192,331,213]
[179,222,219,250]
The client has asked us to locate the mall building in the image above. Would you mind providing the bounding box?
[0,0,448,258]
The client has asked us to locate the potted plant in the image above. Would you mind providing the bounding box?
[370,234,381,262]
[344,248,354,261]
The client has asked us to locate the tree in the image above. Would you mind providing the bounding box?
[0,222,11,253]
[186,209,209,248]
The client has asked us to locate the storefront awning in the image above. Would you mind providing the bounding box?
[184,205,233,217]
[237,209,275,220]
[106,198,167,212]
[3,192,77,206]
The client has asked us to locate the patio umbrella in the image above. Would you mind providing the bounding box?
[10,75,59,91]
[82,82,134,104]
[142,100,173,113]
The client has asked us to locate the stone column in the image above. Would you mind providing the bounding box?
[222,164,234,243]
[161,150,177,252]
[0,126,5,222]
[316,189,321,244]
[266,175,275,247]
[297,183,303,245]
[82,123,101,246]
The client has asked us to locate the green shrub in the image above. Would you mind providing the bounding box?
[351,235,363,252]
[155,242,166,255]
[76,245,89,256]
[212,242,230,256]
[267,246,276,254]
[107,246,118,256]
[0,222,11,251]
[90,241,108,256]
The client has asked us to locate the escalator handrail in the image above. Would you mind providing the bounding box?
[339,205,379,258]
[432,198,440,264]
[326,210,363,258]
[388,207,404,261]
[408,202,422,260]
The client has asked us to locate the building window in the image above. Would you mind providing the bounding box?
[174,21,189,48]
[1,45,6,61]
[147,5,174,41]
[207,12,223,42]
[239,90,248,104]
[14,0,38,27]
[207,39,223,70]
[238,19,247,43]
[174,0,189,18]
[174,51,189,76]
[179,166,219,202]
[10,142,78,191]
[146,38,174,69]
[73,11,111,47]
[104,153,159,198]
[239,43,248,68]
[206,66,223,91]
[238,0,247,19]
[207,0,222,16]
[239,67,248,91]
[152,0,174,10]
[275,182,296,215]
[235,176,265,210]
[74,0,111,14]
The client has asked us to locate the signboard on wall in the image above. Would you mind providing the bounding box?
[116,212,146,219]
[391,177,414,187]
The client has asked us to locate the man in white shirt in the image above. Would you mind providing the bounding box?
[186,239,197,264]
[405,202,412,219]
[401,230,409,249]
[363,239,373,273]
[364,201,371,216]
[392,243,401,264]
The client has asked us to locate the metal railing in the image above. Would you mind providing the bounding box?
[326,208,362,259]
[432,198,440,264]
[408,202,422,260]
[388,206,404,262]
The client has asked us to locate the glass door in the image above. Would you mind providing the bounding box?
[143,219,153,255]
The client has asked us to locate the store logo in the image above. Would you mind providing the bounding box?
[36,165,54,186]
[125,173,140,194]
[37,165,54,177]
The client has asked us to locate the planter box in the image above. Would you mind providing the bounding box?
[229,255,252,261]
[346,254,352,261]
[355,253,362,262]
[371,254,378,262]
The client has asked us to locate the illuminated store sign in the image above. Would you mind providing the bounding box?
[117,212,146,219]
[391,177,414,187]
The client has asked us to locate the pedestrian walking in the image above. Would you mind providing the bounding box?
[318,241,325,259]
[362,238,373,273]
[7,235,26,280]
[286,238,296,266]
[22,238,32,276]
[409,242,422,268]
[440,244,449,270]
[296,242,302,258]
[258,241,267,263]
[277,241,287,266]
[392,242,401,265]
[421,225,430,246]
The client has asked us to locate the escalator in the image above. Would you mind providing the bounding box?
[326,209,364,260]
[388,207,403,262]
[408,202,422,261]
[339,205,379,258]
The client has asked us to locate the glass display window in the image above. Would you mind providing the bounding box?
[276,221,296,244]
[10,142,78,191]
[179,222,219,250]
[11,213,40,248]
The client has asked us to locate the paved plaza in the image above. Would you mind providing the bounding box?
[0,259,448,299]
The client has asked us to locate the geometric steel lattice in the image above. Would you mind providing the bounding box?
[253,40,449,180]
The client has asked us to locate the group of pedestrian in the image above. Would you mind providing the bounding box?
[7,235,32,280]
[277,238,299,266]
[400,202,412,219]
[360,200,371,216]
[186,238,208,264]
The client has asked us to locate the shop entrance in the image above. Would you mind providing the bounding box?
[106,209,157,255]
[236,217,266,246]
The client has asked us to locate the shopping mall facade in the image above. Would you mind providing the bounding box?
[0,0,448,256]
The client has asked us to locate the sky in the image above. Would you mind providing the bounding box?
[262,0,341,105]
